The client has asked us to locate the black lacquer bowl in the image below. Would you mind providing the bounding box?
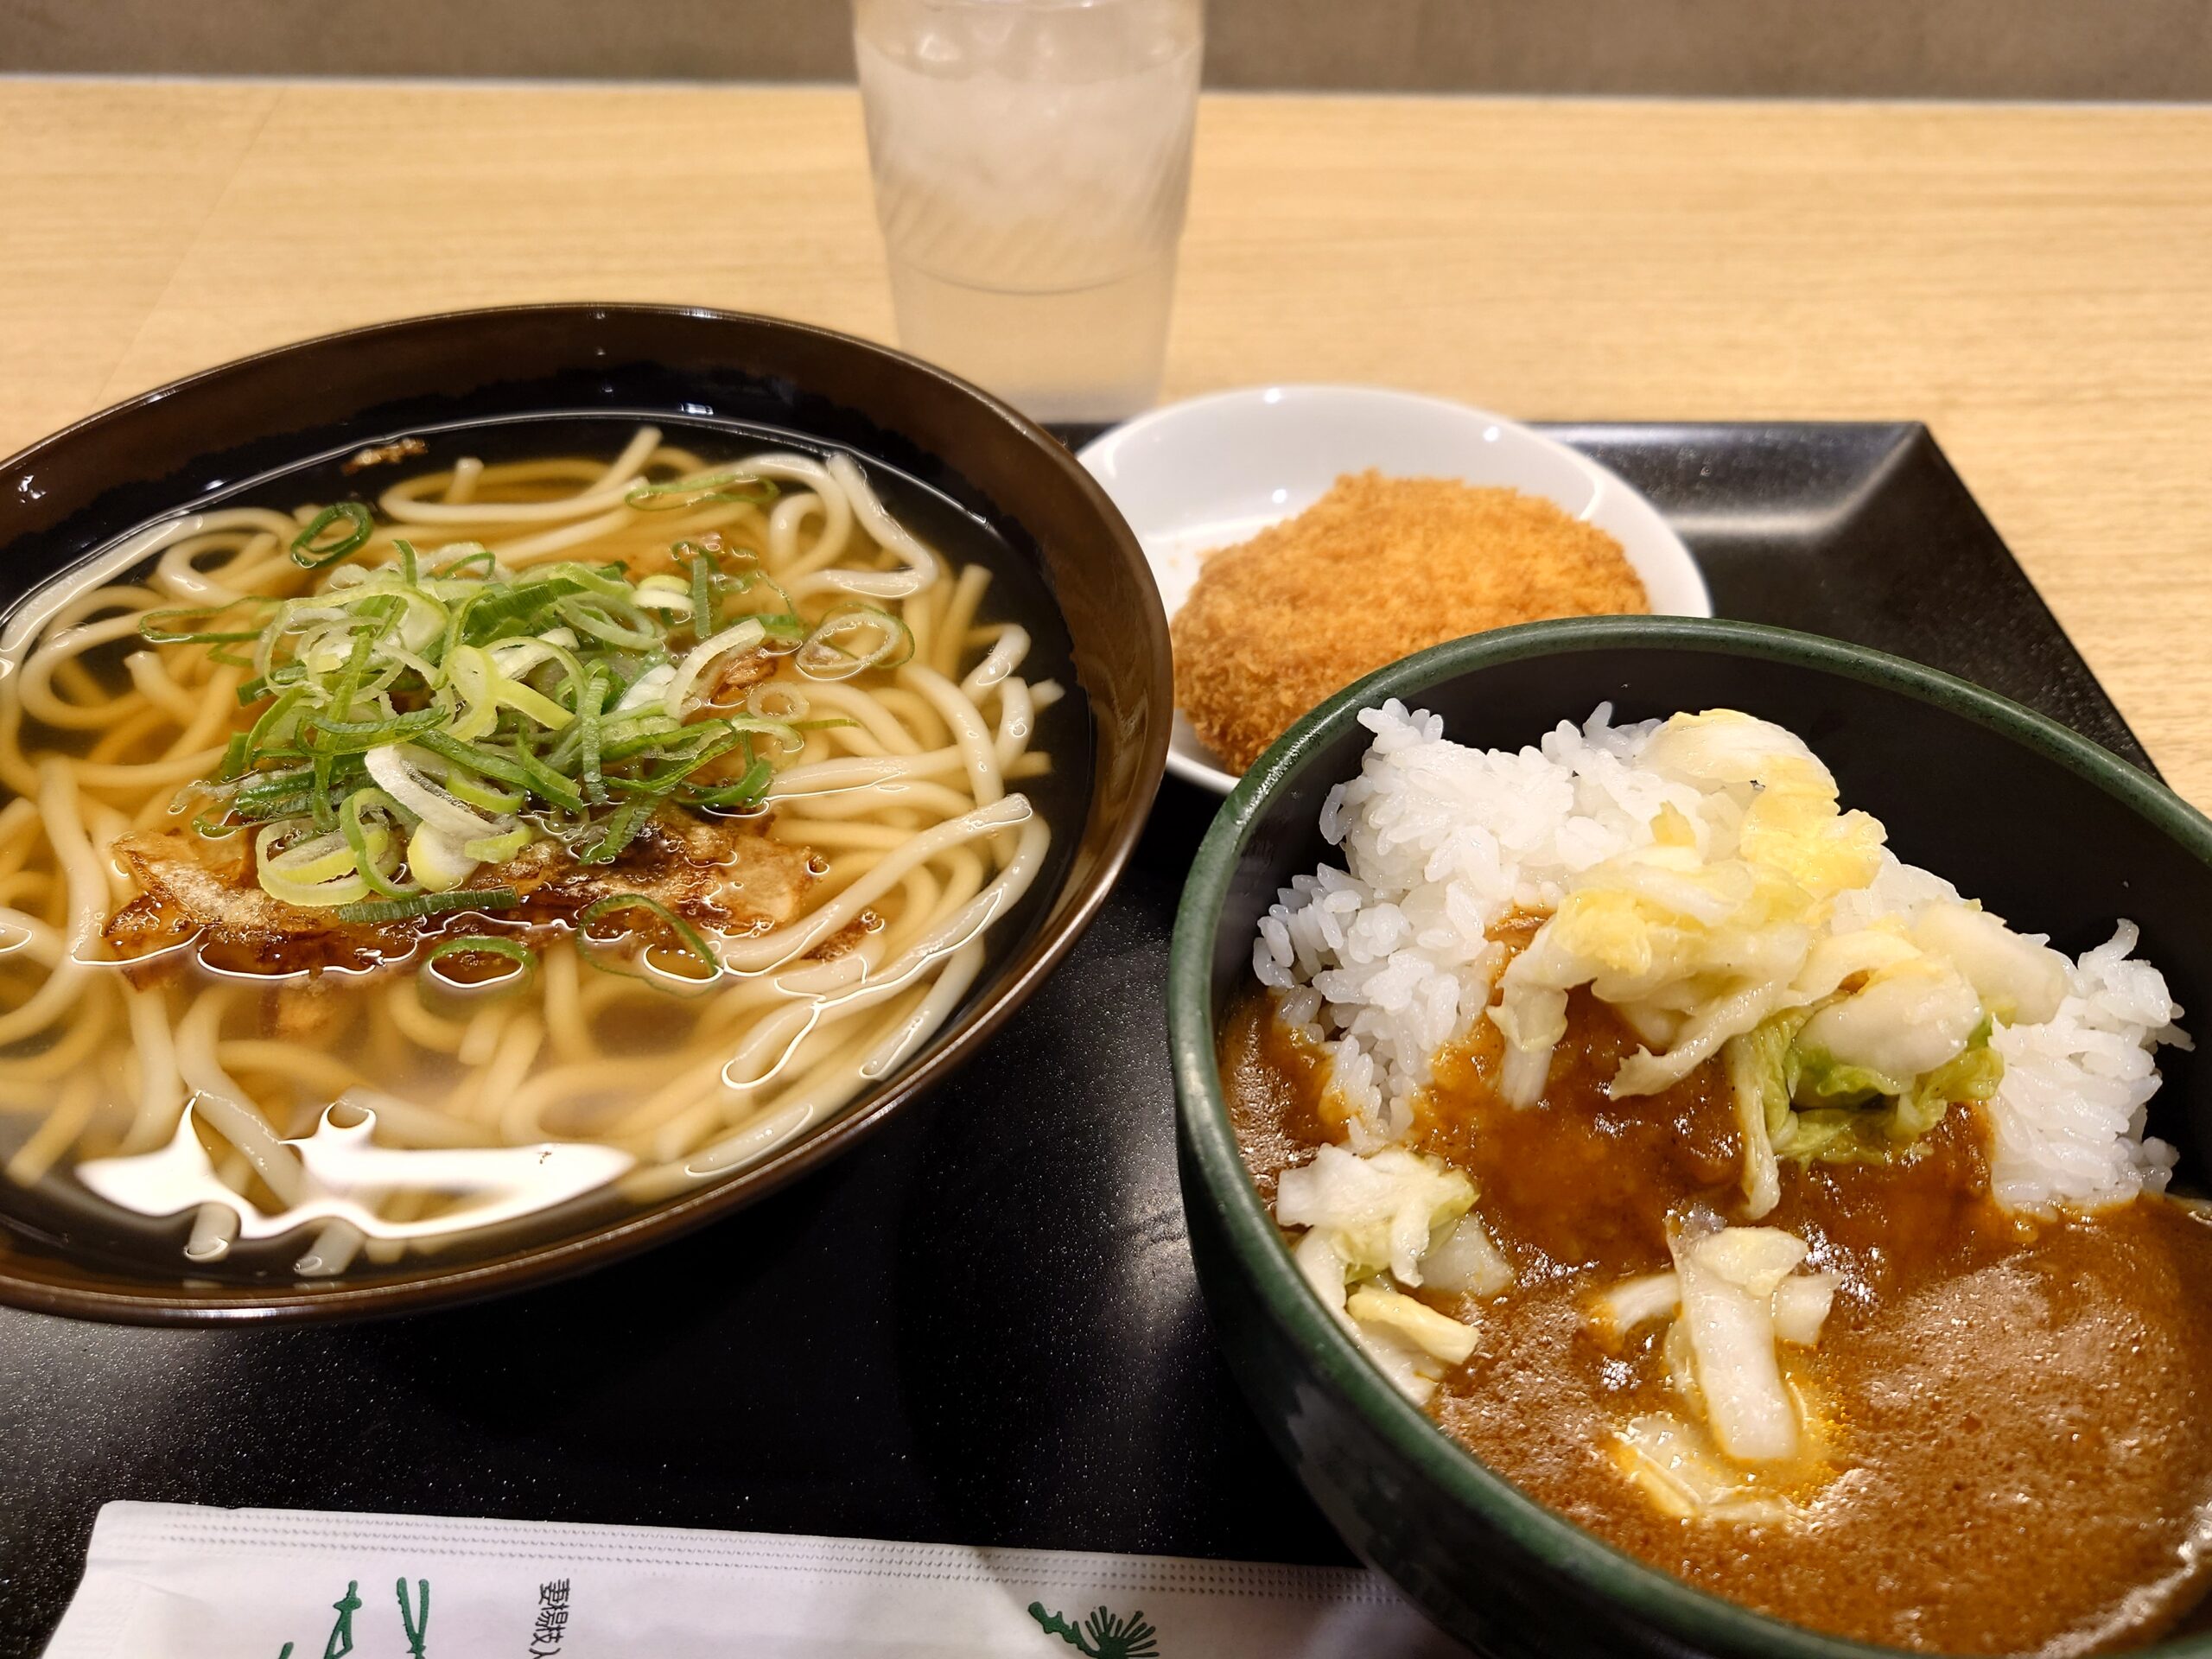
[1167,617,2212,1659]
[0,303,1169,1323]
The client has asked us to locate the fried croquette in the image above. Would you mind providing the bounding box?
[1170,473,1649,771]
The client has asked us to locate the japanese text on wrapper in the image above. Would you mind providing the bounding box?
[527,1579,571,1656]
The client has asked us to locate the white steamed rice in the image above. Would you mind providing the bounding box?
[1253,699,2186,1211]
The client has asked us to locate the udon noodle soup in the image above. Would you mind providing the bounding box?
[0,421,1078,1278]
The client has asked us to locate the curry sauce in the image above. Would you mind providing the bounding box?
[1222,987,2212,1655]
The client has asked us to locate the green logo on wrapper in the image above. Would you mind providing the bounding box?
[1027,1602,1161,1658]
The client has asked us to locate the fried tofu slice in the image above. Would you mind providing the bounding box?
[106,832,380,965]
[496,813,813,935]
[104,810,816,972]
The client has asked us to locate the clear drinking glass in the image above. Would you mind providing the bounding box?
[853,0,1204,422]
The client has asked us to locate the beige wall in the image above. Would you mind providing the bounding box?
[3,0,2208,99]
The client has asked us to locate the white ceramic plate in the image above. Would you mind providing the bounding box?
[1077,385,1712,793]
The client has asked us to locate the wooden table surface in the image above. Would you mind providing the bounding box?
[4,79,2209,798]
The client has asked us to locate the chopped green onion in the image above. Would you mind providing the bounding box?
[229,774,315,822]
[434,589,483,669]
[605,721,751,796]
[682,754,773,809]
[242,685,312,760]
[689,554,715,642]
[462,824,534,864]
[446,772,526,815]
[236,663,309,705]
[334,626,377,708]
[525,561,632,601]
[308,761,339,831]
[556,595,658,650]
[154,505,861,893]
[512,747,588,814]
[290,502,375,569]
[461,576,585,643]
[138,603,274,645]
[576,892,720,982]
[335,887,519,925]
[301,703,450,755]
[422,932,535,988]
[576,664,608,805]
[340,789,412,900]
[431,547,497,579]
[747,611,810,644]
[576,795,652,865]
[597,720,707,764]
[493,675,573,731]
[623,472,778,512]
[411,730,582,811]
[797,602,913,680]
[309,626,378,827]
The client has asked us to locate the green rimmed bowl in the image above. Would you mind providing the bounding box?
[1166,615,2212,1658]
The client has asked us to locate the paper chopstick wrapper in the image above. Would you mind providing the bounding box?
[44,1503,1465,1657]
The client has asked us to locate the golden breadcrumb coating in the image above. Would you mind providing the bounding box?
[1170,472,1650,771]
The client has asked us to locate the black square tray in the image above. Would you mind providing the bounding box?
[2,423,2151,1656]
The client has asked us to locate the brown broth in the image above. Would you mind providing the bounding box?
[1220,986,2212,1655]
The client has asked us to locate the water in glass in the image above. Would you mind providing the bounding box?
[855,0,1203,421]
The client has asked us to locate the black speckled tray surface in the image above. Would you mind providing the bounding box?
[0,422,2147,1656]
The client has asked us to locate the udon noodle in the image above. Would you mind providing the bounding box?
[0,426,1059,1275]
